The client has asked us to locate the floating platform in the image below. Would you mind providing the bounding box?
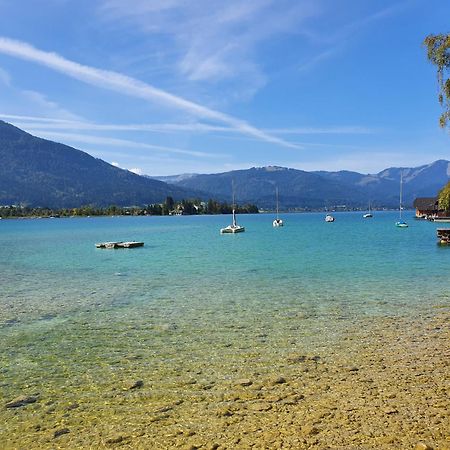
[437,229,450,245]
[95,241,144,249]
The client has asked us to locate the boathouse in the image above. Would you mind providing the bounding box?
[413,197,439,218]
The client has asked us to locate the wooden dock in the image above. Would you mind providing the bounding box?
[95,241,144,249]
[437,229,450,245]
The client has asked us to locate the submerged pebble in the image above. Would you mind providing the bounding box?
[235,379,253,387]
[126,379,144,390]
[53,428,70,438]
[5,395,38,408]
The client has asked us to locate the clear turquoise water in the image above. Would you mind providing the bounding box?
[1,212,449,445]
[1,212,448,322]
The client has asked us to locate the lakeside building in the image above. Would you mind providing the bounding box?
[413,197,446,219]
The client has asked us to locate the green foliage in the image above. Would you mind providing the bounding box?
[438,181,450,212]
[424,33,450,128]
[0,199,259,219]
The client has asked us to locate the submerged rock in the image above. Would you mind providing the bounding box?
[302,425,320,436]
[415,444,433,450]
[106,434,129,444]
[286,354,307,363]
[126,380,144,390]
[5,395,38,408]
[53,428,70,438]
[271,376,287,385]
[235,378,253,387]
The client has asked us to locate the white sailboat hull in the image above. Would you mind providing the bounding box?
[220,225,245,233]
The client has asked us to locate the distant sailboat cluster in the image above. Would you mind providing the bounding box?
[220,175,416,233]
[221,184,285,233]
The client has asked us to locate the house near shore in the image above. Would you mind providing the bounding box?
[413,197,439,218]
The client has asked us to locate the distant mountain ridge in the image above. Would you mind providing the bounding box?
[155,161,450,209]
[1,120,448,209]
[0,121,196,208]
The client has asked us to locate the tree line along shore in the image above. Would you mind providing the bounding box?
[0,197,259,219]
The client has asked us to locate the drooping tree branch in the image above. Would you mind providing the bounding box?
[423,33,450,128]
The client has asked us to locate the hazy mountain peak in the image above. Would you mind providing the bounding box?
[261,166,288,172]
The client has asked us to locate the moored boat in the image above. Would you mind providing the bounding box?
[363,202,373,218]
[273,187,284,227]
[395,172,408,228]
[220,209,245,233]
[437,228,450,245]
[221,181,245,234]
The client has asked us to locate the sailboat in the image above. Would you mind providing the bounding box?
[220,182,245,234]
[273,187,284,227]
[395,172,408,228]
[363,202,373,218]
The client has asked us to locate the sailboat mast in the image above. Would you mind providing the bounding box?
[276,187,279,220]
[232,179,236,227]
[399,172,403,219]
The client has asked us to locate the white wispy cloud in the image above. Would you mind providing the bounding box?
[0,36,300,149]
[20,90,82,121]
[268,126,375,135]
[1,114,375,136]
[99,0,320,84]
[0,66,11,86]
[27,129,225,159]
[0,71,83,121]
[0,113,82,124]
[298,2,408,72]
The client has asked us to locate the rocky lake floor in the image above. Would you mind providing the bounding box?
[1,308,449,449]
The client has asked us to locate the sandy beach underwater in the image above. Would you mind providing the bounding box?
[3,309,448,449]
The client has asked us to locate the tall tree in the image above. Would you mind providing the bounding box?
[423,33,450,128]
[438,181,450,212]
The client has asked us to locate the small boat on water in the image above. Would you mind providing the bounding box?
[395,172,408,228]
[221,181,245,234]
[273,187,284,227]
[96,241,144,249]
[325,214,335,222]
[363,202,373,218]
[220,209,245,233]
[437,228,450,245]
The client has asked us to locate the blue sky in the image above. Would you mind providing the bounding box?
[0,0,449,176]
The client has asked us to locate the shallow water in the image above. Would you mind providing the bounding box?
[1,212,449,447]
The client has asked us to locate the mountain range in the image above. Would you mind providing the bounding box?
[1,120,448,209]
[155,161,450,209]
[0,120,196,208]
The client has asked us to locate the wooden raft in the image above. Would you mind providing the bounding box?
[95,241,144,249]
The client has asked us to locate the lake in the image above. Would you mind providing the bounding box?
[1,212,449,448]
